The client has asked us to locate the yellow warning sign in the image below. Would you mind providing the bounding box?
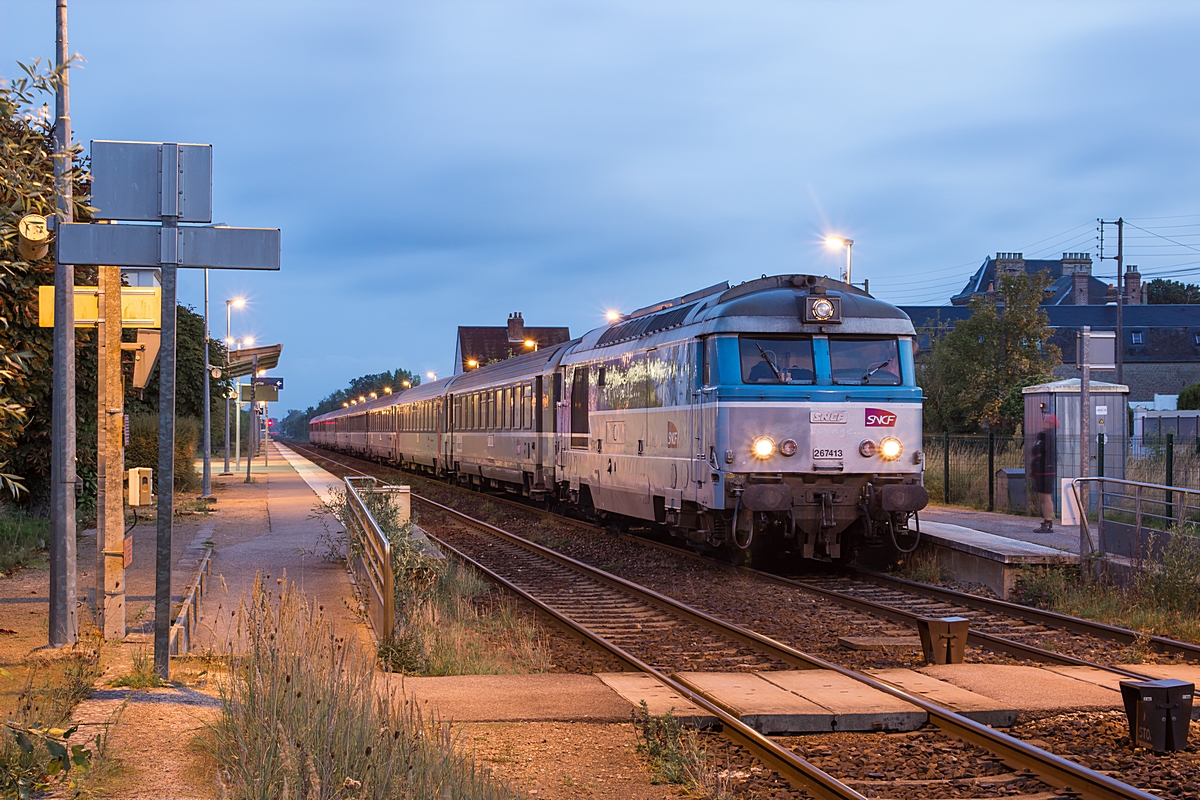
[38,285,161,328]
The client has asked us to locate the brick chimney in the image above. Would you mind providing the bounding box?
[1062,252,1092,304]
[1125,265,1142,304]
[507,312,526,343]
[995,252,1025,277]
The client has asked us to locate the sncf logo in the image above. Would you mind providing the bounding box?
[865,408,897,427]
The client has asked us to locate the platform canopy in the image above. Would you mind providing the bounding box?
[226,343,282,379]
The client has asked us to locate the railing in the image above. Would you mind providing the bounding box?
[343,476,402,641]
[1070,476,1200,562]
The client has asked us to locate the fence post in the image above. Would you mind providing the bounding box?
[1097,433,1105,478]
[1166,432,1175,522]
[987,431,995,512]
[943,431,950,505]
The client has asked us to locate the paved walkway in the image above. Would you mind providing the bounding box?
[193,441,368,653]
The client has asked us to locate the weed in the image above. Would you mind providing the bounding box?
[896,546,944,584]
[108,648,166,689]
[0,514,47,574]
[208,577,515,800]
[631,701,732,797]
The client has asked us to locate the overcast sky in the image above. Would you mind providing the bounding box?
[4,1,1199,411]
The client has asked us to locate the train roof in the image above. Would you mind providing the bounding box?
[573,274,915,353]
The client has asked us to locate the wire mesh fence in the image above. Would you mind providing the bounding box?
[921,432,1200,513]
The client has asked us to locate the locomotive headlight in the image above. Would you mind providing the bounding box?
[752,437,775,459]
[779,439,797,457]
[859,439,877,458]
[810,297,836,321]
[879,437,903,461]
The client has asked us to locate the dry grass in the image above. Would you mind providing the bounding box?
[209,577,516,800]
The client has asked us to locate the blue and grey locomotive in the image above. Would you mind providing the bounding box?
[310,274,928,562]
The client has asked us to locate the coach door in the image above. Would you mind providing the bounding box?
[690,339,718,496]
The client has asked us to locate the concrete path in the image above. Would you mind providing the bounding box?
[193,441,368,653]
[923,504,1082,554]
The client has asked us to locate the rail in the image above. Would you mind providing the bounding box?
[1070,476,1200,562]
[343,475,402,641]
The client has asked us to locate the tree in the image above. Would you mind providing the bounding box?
[124,304,229,420]
[918,271,1061,433]
[1,60,94,505]
[1144,278,1200,305]
[1179,382,1200,411]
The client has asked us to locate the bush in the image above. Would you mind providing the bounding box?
[124,413,200,492]
[0,514,48,574]
[1178,381,1200,411]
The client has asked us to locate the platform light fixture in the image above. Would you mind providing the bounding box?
[523,339,537,351]
[402,380,411,388]
[824,235,854,284]
[467,358,479,369]
[369,392,377,399]
[343,402,349,408]
[383,387,392,394]
[606,310,621,323]
[427,371,437,381]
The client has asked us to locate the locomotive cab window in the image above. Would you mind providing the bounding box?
[739,336,814,384]
[829,337,902,385]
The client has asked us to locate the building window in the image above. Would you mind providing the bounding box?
[1131,331,1143,345]
[1194,332,1200,346]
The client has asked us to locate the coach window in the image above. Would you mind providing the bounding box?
[740,336,814,384]
[829,337,901,386]
[523,383,533,430]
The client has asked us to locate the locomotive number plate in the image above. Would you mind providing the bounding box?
[813,448,843,459]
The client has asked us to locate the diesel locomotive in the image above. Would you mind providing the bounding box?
[310,274,928,562]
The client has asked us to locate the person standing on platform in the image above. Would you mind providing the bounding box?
[1032,413,1057,532]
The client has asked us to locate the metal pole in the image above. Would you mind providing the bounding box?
[154,143,181,681]
[246,355,257,483]
[222,304,231,474]
[264,401,269,466]
[942,431,950,505]
[49,0,77,648]
[202,269,212,497]
[1166,432,1175,523]
[1080,327,1091,559]
[235,378,241,470]
[987,431,995,512]
[1116,218,1124,386]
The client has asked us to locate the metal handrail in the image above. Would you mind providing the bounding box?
[1070,476,1200,560]
[344,476,397,640]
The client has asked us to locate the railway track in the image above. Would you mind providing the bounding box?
[284,441,1163,800]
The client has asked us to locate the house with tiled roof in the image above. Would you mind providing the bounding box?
[452,313,572,375]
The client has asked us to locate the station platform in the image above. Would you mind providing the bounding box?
[910,506,1080,598]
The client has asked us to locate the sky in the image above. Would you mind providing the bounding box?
[4,1,1200,412]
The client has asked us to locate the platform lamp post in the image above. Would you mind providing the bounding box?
[234,336,254,471]
[825,236,854,285]
[221,298,245,475]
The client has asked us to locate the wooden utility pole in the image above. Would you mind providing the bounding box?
[95,265,126,639]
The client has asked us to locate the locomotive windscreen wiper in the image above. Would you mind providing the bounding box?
[755,343,787,383]
[862,356,894,383]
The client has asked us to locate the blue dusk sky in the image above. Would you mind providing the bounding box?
[3,1,1199,411]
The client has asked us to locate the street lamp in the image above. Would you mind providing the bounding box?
[426,371,437,381]
[467,358,479,369]
[402,380,411,388]
[523,339,537,352]
[606,310,622,323]
[825,236,854,284]
[221,297,246,475]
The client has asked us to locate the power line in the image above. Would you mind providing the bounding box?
[1124,222,1200,255]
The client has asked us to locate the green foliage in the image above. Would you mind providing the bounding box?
[0,514,47,574]
[919,271,1061,433]
[124,304,228,421]
[1144,278,1200,305]
[279,368,421,439]
[123,413,200,491]
[108,648,166,690]
[631,702,717,789]
[1178,381,1200,411]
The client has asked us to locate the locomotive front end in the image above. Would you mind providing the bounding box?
[691,275,927,562]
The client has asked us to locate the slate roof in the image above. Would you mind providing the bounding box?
[953,255,1110,306]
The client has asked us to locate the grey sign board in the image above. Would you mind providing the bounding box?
[240,385,278,403]
[91,141,212,223]
[57,223,280,270]
[1078,330,1117,371]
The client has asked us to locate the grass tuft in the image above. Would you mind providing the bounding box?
[0,514,48,575]
[108,648,167,689]
[631,702,732,797]
[209,577,516,800]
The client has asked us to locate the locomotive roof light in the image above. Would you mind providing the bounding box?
[879,437,903,461]
[752,437,775,459]
[779,438,798,457]
[804,295,842,323]
[859,439,877,458]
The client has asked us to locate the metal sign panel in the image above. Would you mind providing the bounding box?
[251,377,284,390]
[1078,330,1117,371]
[38,285,161,328]
[57,223,281,270]
[240,385,278,403]
[90,141,212,223]
[179,226,280,270]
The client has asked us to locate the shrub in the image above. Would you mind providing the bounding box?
[0,514,47,574]
[124,413,200,492]
[1178,381,1200,411]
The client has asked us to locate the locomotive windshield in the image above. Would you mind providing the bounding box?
[739,336,814,384]
[829,337,901,385]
